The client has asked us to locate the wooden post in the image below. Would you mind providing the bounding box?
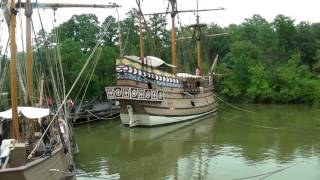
[25,0,33,105]
[137,0,144,60]
[170,0,177,75]
[39,74,45,107]
[10,0,20,140]
[117,8,124,57]
[139,12,144,59]
[196,28,201,73]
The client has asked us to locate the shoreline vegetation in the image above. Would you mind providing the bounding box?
[1,10,319,107]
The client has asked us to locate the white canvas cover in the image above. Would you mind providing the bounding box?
[177,73,202,78]
[124,55,175,67]
[0,107,50,120]
[0,139,12,158]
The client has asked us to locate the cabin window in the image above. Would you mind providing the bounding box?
[148,82,152,89]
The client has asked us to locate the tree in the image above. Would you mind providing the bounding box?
[272,15,296,58]
[56,14,100,52]
[146,14,170,59]
[101,16,118,46]
[119,8,140,56]
[59,39,85,97]
[295,22,317,68]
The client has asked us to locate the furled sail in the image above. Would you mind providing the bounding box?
[124,55,176,67]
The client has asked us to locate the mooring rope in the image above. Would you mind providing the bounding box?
[215,95,256,113]
[216,95,320,115]
[85,110,119,120]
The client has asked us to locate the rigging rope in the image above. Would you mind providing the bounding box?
[28,9,118,160]
[73,15,114,112]
[215,95,256,113]
[122,23,130,54]
[0,39,9,105]
[16,9,27,98]
[216,95,320,115]
[30,20,42,90]
[73,111,120,125]
[77,48,102,113]
[54,20,67,113]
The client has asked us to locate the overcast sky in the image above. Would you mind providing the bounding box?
[37,0,320,27]
[1,0,320,53]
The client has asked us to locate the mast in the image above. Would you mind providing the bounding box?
[190,0,206,74]
[169,0,177,75]
[145,2,224,75]
[25,0,33,105]
[136,0,144,59]
[39,74,45,107]
[9,0,20,139]
[117,8,124,57]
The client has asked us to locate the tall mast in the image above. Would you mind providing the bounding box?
[9,0,20,139]
[117,8,124,57]
[39,74,45,107]
[136,0,144,59]
[169,0,177,75]
[190,0,206,74]
[144,2,224,75]
[25,0,33,105]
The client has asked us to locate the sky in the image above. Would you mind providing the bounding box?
[35,0,320,27]
[0,0,320,53]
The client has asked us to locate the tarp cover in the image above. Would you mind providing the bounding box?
[0,107,50,120]
[124,55,175,67]
[177,73,202,78]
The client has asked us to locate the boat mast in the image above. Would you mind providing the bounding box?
[169,0,178,75]
[9,0,20,139]
[117,8,124,57]
[190,0,206,74]
[136,0,144,59]
[38,74,45,107]
[144,1,225,75]
[25,0,33,105]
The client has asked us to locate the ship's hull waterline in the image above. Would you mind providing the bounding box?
[120,107,217,126]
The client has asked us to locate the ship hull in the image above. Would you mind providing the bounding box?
[0,146,75,180]
[120,107,217,126]
[115,86,218,126]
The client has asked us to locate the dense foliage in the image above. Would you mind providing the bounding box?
[39,12,320,105]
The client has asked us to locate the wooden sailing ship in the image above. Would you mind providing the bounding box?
[106,0,223,127]
[0,1,119,179]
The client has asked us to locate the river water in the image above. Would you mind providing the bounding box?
[75,104,320,180]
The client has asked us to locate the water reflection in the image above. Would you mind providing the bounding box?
[75,104,320,179]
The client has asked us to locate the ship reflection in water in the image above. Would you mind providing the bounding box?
[75,104,320,180]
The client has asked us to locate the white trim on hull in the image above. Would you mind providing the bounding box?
[121,108,217,126]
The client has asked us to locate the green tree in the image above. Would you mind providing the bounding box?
[272,15,296,58]
[101,16,118,46]
[57,14,100,52]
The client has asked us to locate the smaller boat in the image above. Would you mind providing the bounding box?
[70,99,120,124]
